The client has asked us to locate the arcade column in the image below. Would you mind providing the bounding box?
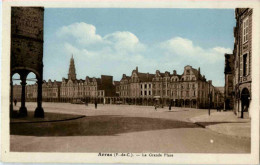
[10,80,13,116]
[19,74,28,117]
[34,79,44,118]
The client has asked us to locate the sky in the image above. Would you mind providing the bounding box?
[43,8,235,86]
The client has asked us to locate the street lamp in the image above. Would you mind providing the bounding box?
[208,81,212,116]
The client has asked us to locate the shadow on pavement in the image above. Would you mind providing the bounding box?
[11,115,200,137]
[165,110,189,112]
[11,111,84,123]
[195,122,249,128]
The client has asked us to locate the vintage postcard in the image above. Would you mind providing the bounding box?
[1,0,260,164]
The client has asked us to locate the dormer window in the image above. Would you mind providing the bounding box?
[186,69,190,75]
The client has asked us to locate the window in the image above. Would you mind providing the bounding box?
[141,84,142,89]
[145,84,147,89]
[145,91,147,96]
[186,69,190,75]
[243,17,249,43]
[141,91,143,95]
[243,54,248,76]
[149,91,151,95]
[149,84,151,88]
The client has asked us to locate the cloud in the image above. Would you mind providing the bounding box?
[160,37,232,62]
[57,22,145,54]
[55,22,232,86]
[57,22,103,45]
[104,31,146,53]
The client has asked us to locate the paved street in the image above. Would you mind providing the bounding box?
[10,102,250,153]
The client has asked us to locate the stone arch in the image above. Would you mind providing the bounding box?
[185,99,190,107]
[241,88,250,118]
[143,98,148,105]
[148,98,152,106]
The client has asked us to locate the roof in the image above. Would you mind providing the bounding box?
[215,87,224,94]
[137,72,155,82]
[190,67,205,81]
[113,81,120,85]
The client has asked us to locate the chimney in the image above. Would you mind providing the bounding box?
[136,66,138,73]
[198,67,200,74]
[173,70,177,75]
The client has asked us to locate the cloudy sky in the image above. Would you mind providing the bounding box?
[43,8,235,86]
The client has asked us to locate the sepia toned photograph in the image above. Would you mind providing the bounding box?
[1,1,259,164]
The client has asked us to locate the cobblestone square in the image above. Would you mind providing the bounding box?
[10,102,250,153]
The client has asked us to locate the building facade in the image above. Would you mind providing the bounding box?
[13,56,224,109]
[118,65,224,109]
[14,56,117,104]
[224,53,234,110]
[232,8,253,118]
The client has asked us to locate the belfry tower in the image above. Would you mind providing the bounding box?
[68,55,77,81]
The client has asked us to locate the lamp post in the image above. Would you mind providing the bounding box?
[208,81,212,116]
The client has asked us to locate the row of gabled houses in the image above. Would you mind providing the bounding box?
[13,55,224,108]
[118,66,224,108]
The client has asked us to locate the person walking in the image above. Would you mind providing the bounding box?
[95,100,97,109]
[154,104,157,111]
[14,98,17,106]
[169,103,172,111]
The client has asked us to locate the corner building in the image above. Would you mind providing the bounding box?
[232,8,253,118]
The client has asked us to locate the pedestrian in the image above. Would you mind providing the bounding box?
[95,101,97,109]
[169,103,172,111]
[14,98,17,106]
[154,104,157,111]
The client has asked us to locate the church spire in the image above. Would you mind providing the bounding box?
[68,54,77,81]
